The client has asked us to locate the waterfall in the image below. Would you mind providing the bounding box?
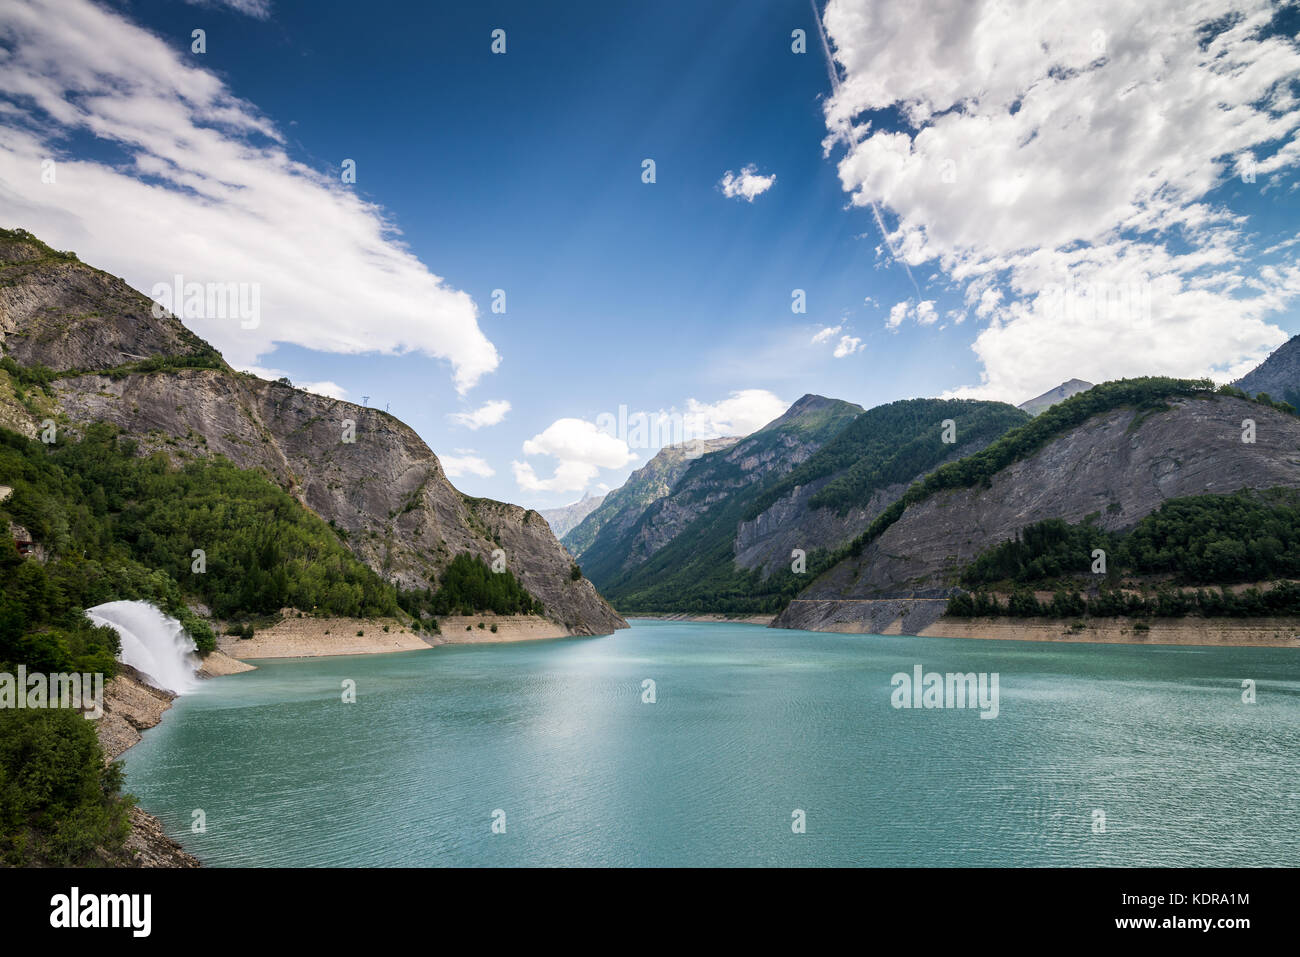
[86,600,201,694]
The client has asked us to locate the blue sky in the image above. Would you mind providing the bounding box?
[2,0,1299,510]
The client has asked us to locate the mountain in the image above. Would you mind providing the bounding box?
[538,491,606,539]
[1233,335,1300,407]
[563,437,740,559]
[0,227,624,636]
[595,396,1028,613]
[774,378,1300,632]
[733,398,1030,578]
[575,395,864,597]
[1017,378,1094,415]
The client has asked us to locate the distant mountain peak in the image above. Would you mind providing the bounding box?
[761,394,864,433]
[1017,379,1094,416]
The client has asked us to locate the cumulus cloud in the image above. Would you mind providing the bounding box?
[513,418,638,494]
[811,324,843,344]
[514,390,788,495]
[680,389,788,438]
[239,365,347,400]
[820,0,1300,398]
[833,335,863,358]
[441,450,495,480]
[298,380,347,401]
[448,399,511,430]
[0,0,498,394]
[719,164,777,202]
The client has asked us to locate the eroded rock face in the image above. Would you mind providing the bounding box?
[775,396,1300,629]
[98,665,177,761]
[733,477,902,578]
[733,430,1009,580]
[564,437,739,562]
[0,238,207,371]
[3,235,625,636]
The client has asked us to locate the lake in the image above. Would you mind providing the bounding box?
[122,620,1300,866]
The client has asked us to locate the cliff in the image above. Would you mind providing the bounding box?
[0,228,625,636]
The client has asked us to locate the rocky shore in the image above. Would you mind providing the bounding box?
[96,664,199,868]
[628,613,775,626]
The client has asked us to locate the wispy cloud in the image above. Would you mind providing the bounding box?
[184,0,272,18]
[0,0,498,394]
[833,335,863,358]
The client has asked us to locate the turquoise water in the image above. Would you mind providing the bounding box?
[122,620,1300,866]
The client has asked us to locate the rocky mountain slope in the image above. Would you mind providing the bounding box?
[1233,334,1300,407]
[775,383,1300,632]
[732,398,1029,580]
[539,491,606,539]
[0,228,624,636]
[576,395,863,593]
[564,436,739,562]
[1018,378,1094,415]
[571,394,1028,614]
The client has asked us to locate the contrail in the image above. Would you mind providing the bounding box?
[810,0,921,299]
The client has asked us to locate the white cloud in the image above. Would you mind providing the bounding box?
[0,0,499,395]
[914,300,938,326]
[238,365,346,400]
[512,459,601,494]
[513,389,788,495]
[719,164,777,202]
[448,399,511,430]
[513,418,637,494]
[299,380,347,401]
[680,389,788,438]
[811,324,843,343]
[184,0,272,18]
[886,301,910,330]
[821,0,1300,399]
[442,450,494,480]
[522,419,637,468]
[833,335,863,358]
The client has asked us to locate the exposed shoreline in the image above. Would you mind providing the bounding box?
[917,615,1300,648]
[626,612,775,626]
[773,597,1300,648]
[216,613,591,660]
[97,665,199,867]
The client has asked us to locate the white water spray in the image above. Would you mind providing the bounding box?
[86,600,201,694]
